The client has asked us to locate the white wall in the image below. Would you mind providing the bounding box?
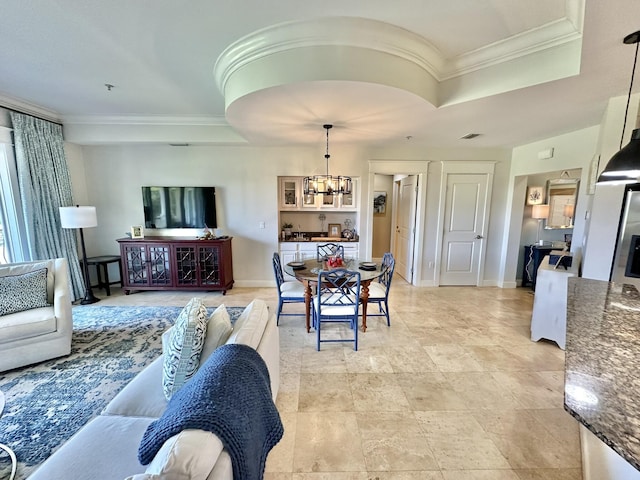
[582,94,640,280]
[506,126,600,285]
[71,143,370,287]
[71,143,512,287]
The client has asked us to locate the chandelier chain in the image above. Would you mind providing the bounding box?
[620,39,639,150]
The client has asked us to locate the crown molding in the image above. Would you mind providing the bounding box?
[0,93,61,123]
[61,114,228,126]
[214,16,444,94]
[215,11,584,92]
[444,16,583,79]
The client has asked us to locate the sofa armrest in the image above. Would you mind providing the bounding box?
[53,258,73,337]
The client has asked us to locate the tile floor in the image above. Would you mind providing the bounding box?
[96,279,581,480]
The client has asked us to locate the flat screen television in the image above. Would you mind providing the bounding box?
[142,186,217,229]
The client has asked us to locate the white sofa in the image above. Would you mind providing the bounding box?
[27,298,280,480]
[0,258,72,372]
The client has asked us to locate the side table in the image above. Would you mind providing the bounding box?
[0,391,17,480]
[530,255,578,349]
[81,255,123,296]
[522,245,554,290]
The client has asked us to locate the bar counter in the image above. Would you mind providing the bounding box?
[565,277,640,477]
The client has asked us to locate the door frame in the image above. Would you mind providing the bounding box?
[364,160,429,286]
[434,161,495,286]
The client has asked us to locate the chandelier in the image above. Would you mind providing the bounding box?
[303,124,352,195]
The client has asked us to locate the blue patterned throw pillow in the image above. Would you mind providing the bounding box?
[0,268,50,316]
[162,298,209,400]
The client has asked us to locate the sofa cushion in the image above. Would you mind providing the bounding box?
[162,298,208,400]
[162,304,233,369]
[27,415,155,480]
[102,356,168,418]
[198,304,233,367]
[125,430,223,480]
[0,260,55,304]
[225,299,269,349]
[0,307,56,343]
[0,268,50,316]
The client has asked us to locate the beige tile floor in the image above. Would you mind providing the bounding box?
[96,279,581,480]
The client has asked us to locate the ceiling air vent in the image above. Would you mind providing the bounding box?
[460,133,481,140]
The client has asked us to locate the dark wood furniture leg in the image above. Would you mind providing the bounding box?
[303,280,312,333]
[361,280,370,332]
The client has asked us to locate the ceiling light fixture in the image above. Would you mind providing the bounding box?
[597,30,640,185]
[303,124,352,196]
[460,133,481,140]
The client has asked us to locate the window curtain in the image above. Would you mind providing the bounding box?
[10,111,84,300]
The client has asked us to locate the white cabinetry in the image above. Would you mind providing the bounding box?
[279,242,298,266]
[279,242,360,271]
[278,177,357,211]
[279,177,300,209]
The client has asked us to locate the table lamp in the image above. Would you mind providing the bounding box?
[60,205,99,305]
[532,204,549,246]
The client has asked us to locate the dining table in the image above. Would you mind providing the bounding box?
[282,257,386,333]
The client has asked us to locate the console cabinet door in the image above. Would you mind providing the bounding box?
[174,244,199,287]
[174,243,223,288]
[122,243,171,287]
[198,244,223,287]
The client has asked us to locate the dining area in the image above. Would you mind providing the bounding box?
[272,243,395,351]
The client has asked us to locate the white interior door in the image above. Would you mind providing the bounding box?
[394,175,417,282]
[440,173,489,285]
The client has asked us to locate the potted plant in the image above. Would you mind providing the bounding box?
[282,222,293,238]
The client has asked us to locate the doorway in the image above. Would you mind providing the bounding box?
[366,161,429,286]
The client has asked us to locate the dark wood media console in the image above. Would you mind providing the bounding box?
[117,236,234,295]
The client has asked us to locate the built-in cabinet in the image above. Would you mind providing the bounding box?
[278,177,358,211]
[279,241,359,271]
[118,237,234,294]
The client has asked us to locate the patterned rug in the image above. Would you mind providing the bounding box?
[0,304,244,480]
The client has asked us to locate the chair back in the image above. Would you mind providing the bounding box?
[272,252,285,288]
[317,243,345,261]
[316,268,361,313]
[379,255,395,292]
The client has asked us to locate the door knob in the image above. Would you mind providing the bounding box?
[475,235,483,239]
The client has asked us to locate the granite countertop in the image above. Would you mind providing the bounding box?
[565,277,640,471]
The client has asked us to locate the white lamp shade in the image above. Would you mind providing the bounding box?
[531,204,549,220]
[563,204,575,217]
[59,206,97,229]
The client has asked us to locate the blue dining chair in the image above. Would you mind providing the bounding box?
[272,253,305,324]
[312,268,361,351]
[363,253,395,326]
[316,243,345,262]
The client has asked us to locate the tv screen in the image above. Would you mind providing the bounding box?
[142,186,217,229]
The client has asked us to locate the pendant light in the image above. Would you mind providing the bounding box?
[597,30,640,185]
[303,124,352,195]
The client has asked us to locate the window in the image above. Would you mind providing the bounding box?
[0,127,28,263]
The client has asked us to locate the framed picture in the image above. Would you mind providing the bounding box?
[374,191,387,214]
[328,223,341,238]
[526,186,544,205]
[131,225,144,239]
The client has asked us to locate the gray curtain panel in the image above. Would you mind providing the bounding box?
[10,111,84,300]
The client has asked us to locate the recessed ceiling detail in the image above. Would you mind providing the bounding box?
[214,15,584,144]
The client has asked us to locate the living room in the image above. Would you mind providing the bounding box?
[2,1,640,479]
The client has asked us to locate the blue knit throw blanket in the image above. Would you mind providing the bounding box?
[138,343,284,479]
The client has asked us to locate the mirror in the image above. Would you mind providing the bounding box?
[545,178,579,229]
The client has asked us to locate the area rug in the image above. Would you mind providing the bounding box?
[0,304,243,480]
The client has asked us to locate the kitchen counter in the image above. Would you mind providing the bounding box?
[565,277,640,476]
